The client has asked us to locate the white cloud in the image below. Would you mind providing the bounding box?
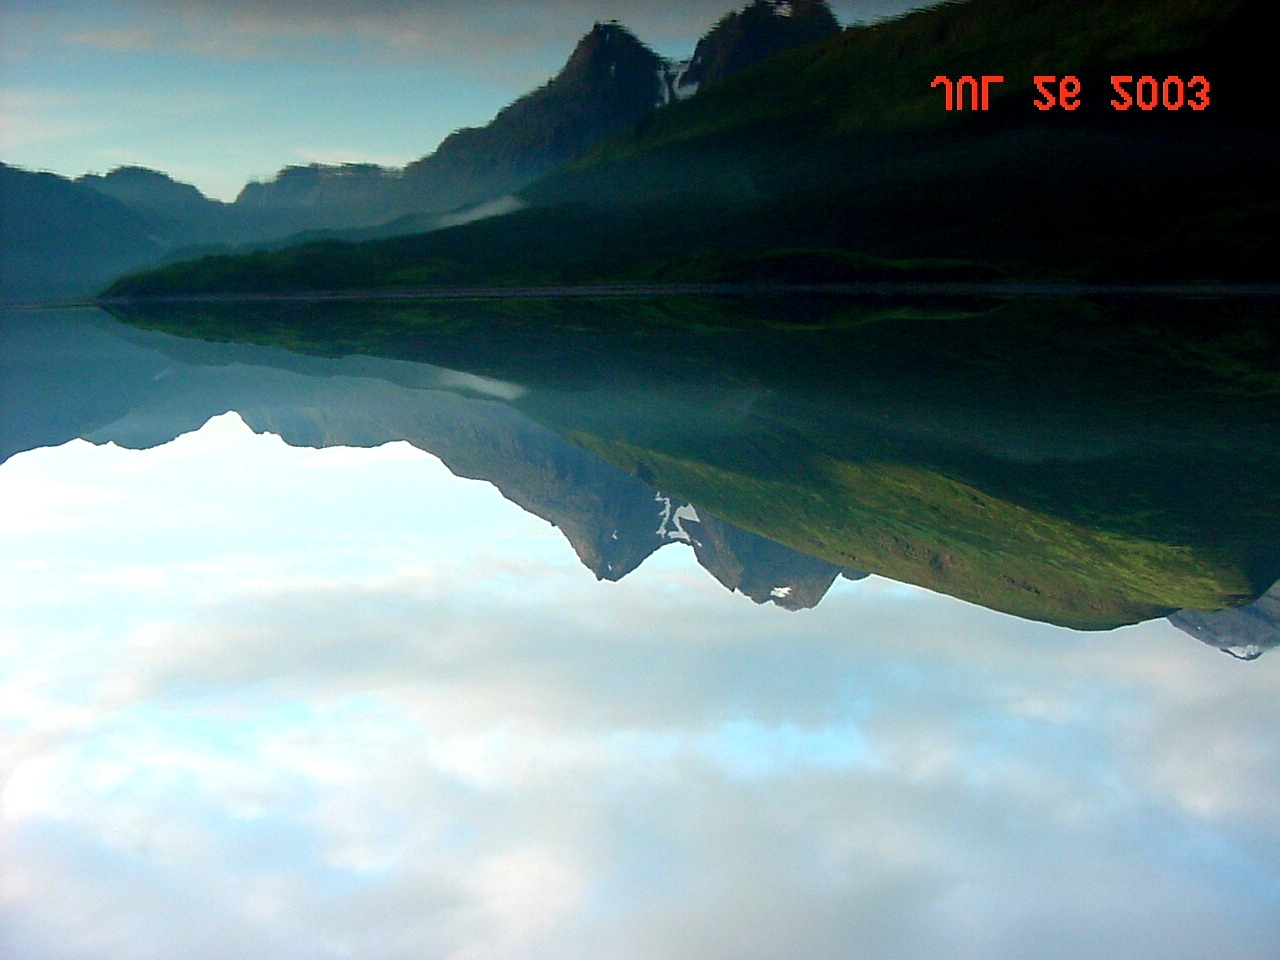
[13,1,937,67]
[2,415,1279,959]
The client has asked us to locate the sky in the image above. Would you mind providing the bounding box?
[2,410,1280,960]
[0,0,932,201]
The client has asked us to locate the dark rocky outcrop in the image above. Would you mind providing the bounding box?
[396,23,669,216]
[671,0,840,99]
[1169,584,1280,660]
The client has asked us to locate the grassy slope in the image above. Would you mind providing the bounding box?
[569,434,1242,629]
[105,0,1275,296]
[558,0,1244,151]
[527,0,1273,277]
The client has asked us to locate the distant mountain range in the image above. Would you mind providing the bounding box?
[102,0,1277,297]
[1,0,842,301]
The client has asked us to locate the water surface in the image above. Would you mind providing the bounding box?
[2,299,1279,959]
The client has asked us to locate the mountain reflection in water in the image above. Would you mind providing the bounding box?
[4,298,1280,960]
[12,294,1280,643]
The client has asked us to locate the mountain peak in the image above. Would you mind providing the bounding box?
[674,0,840,97]
[560,20,663,82]
[587,20,638,40]
[78,165,216,216]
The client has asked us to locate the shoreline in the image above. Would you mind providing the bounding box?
[20,280,1280,308]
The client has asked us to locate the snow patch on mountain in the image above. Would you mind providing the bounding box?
[655,494,700,542]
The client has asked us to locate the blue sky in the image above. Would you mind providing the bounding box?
[0,1,930,200]
[2,410,1280,960]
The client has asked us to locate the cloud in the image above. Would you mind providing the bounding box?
[3,414,1279,959]
[0,84,237,156]
[63,25,160,52]
[24,0,936,69]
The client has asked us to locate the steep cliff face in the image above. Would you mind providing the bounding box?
[1169,585,1280,660]
[683,508,864,610]
[670,0,840,100]
[218,4,845,223]
[396,23,669,215]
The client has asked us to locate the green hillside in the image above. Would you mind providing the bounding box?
[104,0,1276,296]
[554,0,1250,154]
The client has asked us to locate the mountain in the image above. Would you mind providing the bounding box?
[523,0,1274,279]
[76,164,434,247]
[110,0,1277,294]
[0,163,168,302]
[670,0,840,99]
[394,22,668,216]
[5,1,847,301]
[234,162,405,229]
[1169,583,1280,661]
[1,161,420,301]
[683,508,868,610]
[235,4,842,222]
[78,166,222,223]
[226,23,672,223]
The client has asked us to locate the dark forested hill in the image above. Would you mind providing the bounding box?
[108,0,1276,296]
[6,1,849,301]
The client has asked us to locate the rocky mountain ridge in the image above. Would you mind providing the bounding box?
[1168,585,1280,660]
[2,0,843,301]
[669,0,839,100]
[235,0,841,222]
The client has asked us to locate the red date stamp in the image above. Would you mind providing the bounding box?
[931,75,1005,111]
[1107,75,1210,111]
[931,74,1210,111]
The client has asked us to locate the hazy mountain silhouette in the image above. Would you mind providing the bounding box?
[2,2,847,301]
[0,306,856,609]
[0,163,168,302]
[79,166,217,223]
[118,0,1277,293]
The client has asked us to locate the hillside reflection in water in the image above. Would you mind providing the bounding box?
[2,300,1280,959]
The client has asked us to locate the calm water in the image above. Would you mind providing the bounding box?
[3,300,1280,959]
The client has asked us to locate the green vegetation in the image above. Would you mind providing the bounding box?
[103,0,1275,295]
[106,294,1280,627]
[569,435,1244,629]
[101,202,1006,295]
